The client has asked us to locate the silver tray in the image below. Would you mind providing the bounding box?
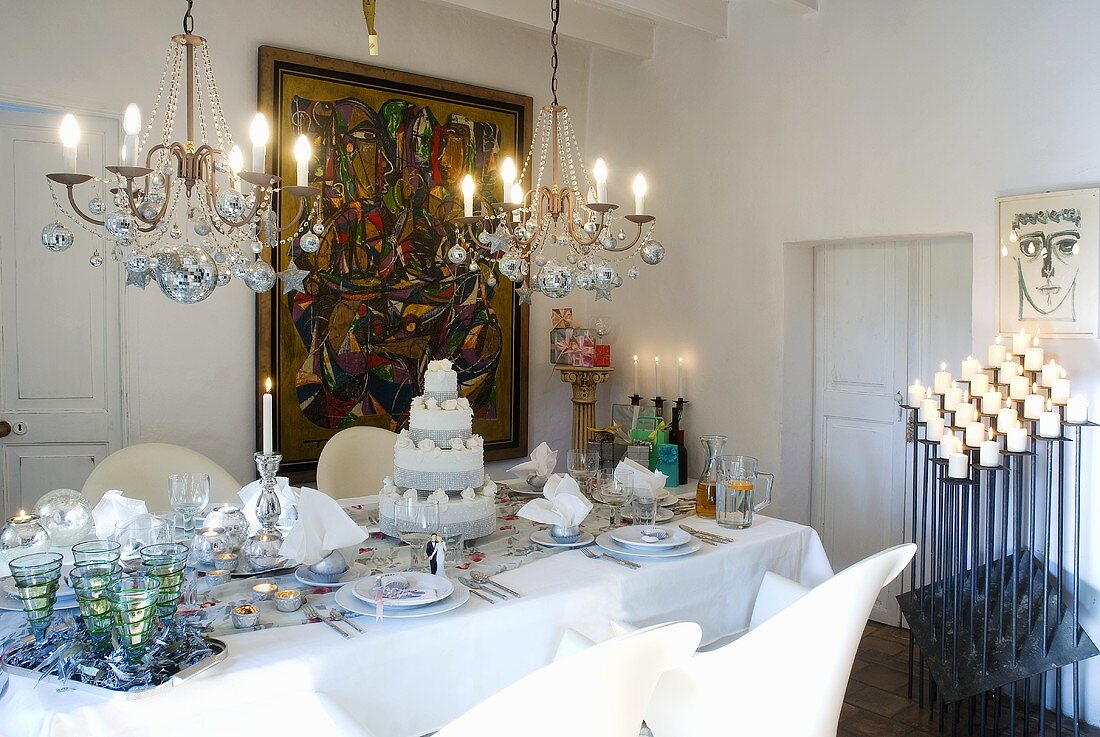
[0,636,228,700]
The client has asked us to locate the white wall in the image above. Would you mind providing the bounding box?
[584,0,1100,720]
[0,0,591,483]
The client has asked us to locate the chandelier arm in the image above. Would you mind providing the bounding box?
[559,188,601,247]
[61,185,105,227]
[119,173,173,229]
[276,196,309,234]
[601,219,650,252]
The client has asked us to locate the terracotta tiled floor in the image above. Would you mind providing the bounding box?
[839,622,1099,737]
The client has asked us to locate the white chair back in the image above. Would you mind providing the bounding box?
[315,426,397,499]
[645,543,916,737]
[80,443,240,506]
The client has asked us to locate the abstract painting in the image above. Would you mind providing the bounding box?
[997,188,1099,338]
[257,47,531,480]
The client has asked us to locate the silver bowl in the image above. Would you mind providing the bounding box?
[526,474,548,490]
[549,524,581,543]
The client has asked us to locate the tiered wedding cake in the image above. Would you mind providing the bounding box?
[379,359,498,539]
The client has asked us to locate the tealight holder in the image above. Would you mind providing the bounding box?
[204,569,231,587]
[139,542,189,624]
[274,589,303,612]
[241,532,284,571]
[550,524,582,543]
[190,527,230,567]
[202,505,249,551]
[8,552,64,642]
[70,561,120,654]
[213,552,239,572]
[231,604,260,629]
[251,581,278,601]
[0,512,51,567]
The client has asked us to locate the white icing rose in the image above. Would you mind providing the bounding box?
[442,399,458,410]
[395,434,414,449]
[429,489,450,505]
[461,486,476,501]
[450,438,465,450]
[457,397,471,410]
[466,435,484,450]
[427,359,453,372]
[417,438,436,451]
[425,396,439,410]
[411,397,425,410]
[381,477,399,496]
[403,488,419,500]
[481,480,497,498]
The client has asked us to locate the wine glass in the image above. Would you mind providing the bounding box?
[566,450,599,495]
[393,498,440,573]
[168,472,210,534]
[595,470,634,528]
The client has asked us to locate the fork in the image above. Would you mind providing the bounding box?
[329,608,364,633]
[582,548,641,569]
[460,577,506,599]
[303,601,350,638]
[470,571,522,598]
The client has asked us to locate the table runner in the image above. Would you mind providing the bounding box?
[0,482,831,737]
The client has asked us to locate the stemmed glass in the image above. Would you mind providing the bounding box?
[168,472,210,534]
[595,471,634,528]
[566,450,599,495]
[72,539,122,566]
[8,552,64,642]
[70,562,120,654]
[393,498,440,573]
[139,542,190,624]
[108,572,162,666]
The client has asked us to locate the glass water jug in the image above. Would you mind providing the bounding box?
[715,455,774,529]
[695,435,729,518]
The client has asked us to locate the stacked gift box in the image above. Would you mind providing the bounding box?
[549,308,611,367]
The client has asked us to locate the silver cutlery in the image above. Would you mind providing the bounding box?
[470,570,522,598]
[460,577,506,599]
[303,601,350,638]
[679,524,734,544]
[467,588,496,604]
[330,608,364,633]
[581,547,641,569]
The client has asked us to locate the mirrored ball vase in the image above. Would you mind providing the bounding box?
[32,488,94,547]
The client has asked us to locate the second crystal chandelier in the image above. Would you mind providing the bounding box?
[448,0,666,302]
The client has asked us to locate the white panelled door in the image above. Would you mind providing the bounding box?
[0,107,123,515]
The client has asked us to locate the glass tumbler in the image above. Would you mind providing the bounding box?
[70,562,120,654]
[72,539,122,566]
[113,514,171,565]
[139,542,189,624]
[8,552,64,641]
[108,572,162,665]
[631,488,659,527]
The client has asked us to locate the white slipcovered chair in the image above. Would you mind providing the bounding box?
[318,621,702,737]
[315,426,398,499]
[81,443,240,506]
[644,543,916,737]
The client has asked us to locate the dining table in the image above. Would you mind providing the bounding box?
[0,480,831,737]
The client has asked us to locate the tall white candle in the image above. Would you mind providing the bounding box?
[907,379,926,407]
[677,357,684,398]
[461,174,475,218]
[947,452,969,479]
[60,113,80,172]
[262,377,273,455]
[593,158,608,203]
[1041,360,1061,388]
[1009,375,1030,400]
[926,415,945,441]
[933,362,953,394]
[632,173,647,215]
[1051,372,1071,404]
[1038,401,1061,438]
[964,420,986,448]
[293,135,311,187]
[988,336,1007,366]
[979,431,1001,467]
[1012,329,1030,355]
[981,390,1003,415]
[968,372,990,397]
[632,355,639,395]
[1023,390,1045,420]
[943,383,963,411]
[1006,422,1028,452]
[1023,338,1044,371]
[919,393,938,422]
[122,103,141,167]
[1066,395,1089,423]
[653,356,661,396]
[249,113,268,173]
[960,356,981,380]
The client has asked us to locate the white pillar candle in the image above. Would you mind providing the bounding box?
[965,421,986,448]
[988,336,1007,367]
[1066,395,1089,423]
[907,379,926,407]
[968,372,990,397]
[262,377,274,455]
[1051,373,1071,404]
[960,356,981,380]
[1009,375,1030,400]
[1006,422,1028,452]
[249,113,268,173]
[1041,360,1061,388]
[1023,339,1044,371]
[933,362,953,394]
[919,393,939,422]
[979,431,1001,467]
[947,452,969,479]
[981,390,1003,415]
[653,356,661,396]
[1038,402,1061,438]
[632,355,639,395]
[999,359,1021,382]
[996,407,1019,434]
[677,357,684,398]
[926,415,945,441]
[954,401,975,427]
[59,113,80,172]
[294,134,311,187]
[1011,329,1030,355]
[939,432,960,457]
[632,173,647,215]
[1023,391,1045,420]
[943,384,964,411]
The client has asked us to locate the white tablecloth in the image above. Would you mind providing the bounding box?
[1,487,830,737]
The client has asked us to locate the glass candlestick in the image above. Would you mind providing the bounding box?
[252,452,283,540]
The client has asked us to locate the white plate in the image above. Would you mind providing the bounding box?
[595,531,703,559]
[498,478,544,496]
[621,507,674,523]
[294,562,368,587]
[336,580,470,620]
[352,572,454,608]
[530,530,596,548]
[611,525,692,550]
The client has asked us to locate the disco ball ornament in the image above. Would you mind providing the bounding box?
[201,239,217,255]
[300,232,321,253]
[534,259,574,298]
[193,219,212,237]
[498,251,524,281]
[160,163,174,178]
[89,251,103,268]
[448,244,468,264]
[575,272,594,290]
[215,189,246,221]
[216,262,232,286]
[170,224,183,239]
[611,273,623,288]
[312,222,325,235]
[113,191,128,208]
[593,262,616,288]
[87,196,106,217]
[31,489,93,547]
[244,258,277,293]
[41,222,74,252]
[104,210,134,239]
[124,251,149,273]
[145,188,166,207]
[628,265,640,280]
[640,240,665,265]
[583,221,598,234]
[155,245,218,304]
[534,255,548,267]
[140,203,159,220]
[250,240,263,254]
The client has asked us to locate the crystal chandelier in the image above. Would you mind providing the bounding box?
[41,0,321,304]
[448,0,665,303]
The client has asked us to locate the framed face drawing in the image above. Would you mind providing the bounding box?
[997,188,1100,338]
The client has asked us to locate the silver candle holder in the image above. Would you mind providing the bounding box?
[252,452,283,540]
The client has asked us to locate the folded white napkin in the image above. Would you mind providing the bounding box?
[91,490,148,539]
[614,457,668,496]
[517,473,592,527]
[508,441,557,478]
[239,477,299,530]
[279,487,366,565]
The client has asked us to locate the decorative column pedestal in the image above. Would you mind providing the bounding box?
[555,365,614,452]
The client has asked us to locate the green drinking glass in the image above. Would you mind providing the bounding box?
[107,572,162,665]
[72,539,122,566]
[8,552,64,642]
[139,542,189,623]
[70,562,120,654]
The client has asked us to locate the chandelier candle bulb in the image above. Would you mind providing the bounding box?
[988,336,1007,367]
[228,145,244,192]
[1007,422,1028,452]
[500,157,516,202]
[965,421,986,449]
[1024,338,1044,371]
[293,135,311,187]
[632,173,647,215]
[997,407,1019,434]
[59,113,80,172]
[461,174,475,218]
[926,415,945,441]
[593,157,608,203]
[932,363,952,394]
[250,113,269,172]
[947,452,969,479]
[960,356,981,380]
[509,183,523,214]
[1009,375,1030,400]
[943,383,963,411]
[982,390,1003,415]
[907,380,925,407]
[1051,371,1071,404]
[262,378,273,455]
[1066,395,1089,423]
[979,431,1001,467]
[1023,389,1045,420]
[1012,329,1031,355]
[968,372,990,397]
[1038,401,1061,438]
[122,104,141,168]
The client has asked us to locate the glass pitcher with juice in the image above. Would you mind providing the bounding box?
[695,435,729,518]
